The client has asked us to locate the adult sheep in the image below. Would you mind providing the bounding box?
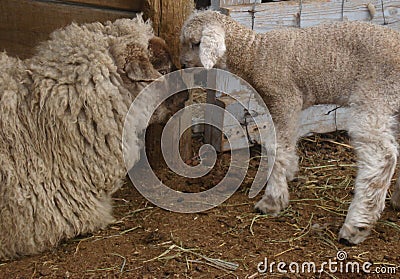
[0,15,186,260]
[180,10,400,245]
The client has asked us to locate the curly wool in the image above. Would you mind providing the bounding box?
[0,16,168,260]
[180,10,400,245]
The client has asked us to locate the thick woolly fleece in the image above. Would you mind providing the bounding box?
[0,16,169,260]
[180,10,400,244]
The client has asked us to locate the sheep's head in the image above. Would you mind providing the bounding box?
[180,11,226,70]
[108,16,174,82]
[147,37,189,122]
[148,37,174,75]
[111,33,187,124]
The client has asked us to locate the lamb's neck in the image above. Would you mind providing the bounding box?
[223,20,257,74]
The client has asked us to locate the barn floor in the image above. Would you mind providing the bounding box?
[1,132,399,278]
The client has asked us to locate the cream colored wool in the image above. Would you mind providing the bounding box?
[0,16,176,260]
[180,10,400,245]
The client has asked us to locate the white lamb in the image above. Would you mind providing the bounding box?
[180,10,400,245]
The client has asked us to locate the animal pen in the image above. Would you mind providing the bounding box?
[1,0,400,277]
[2,0,399,155]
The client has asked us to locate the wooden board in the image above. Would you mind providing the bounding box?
[146,124,166,169]
[0,0,136,58]
[66,0,142,11]
[179,98,195,163]
[143,0,194,68]
[143,0,195,162]
[212,0,261,9]
[221,0,400,32]
[206,93,350,152]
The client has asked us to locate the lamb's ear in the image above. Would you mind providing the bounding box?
[199,25,226,69]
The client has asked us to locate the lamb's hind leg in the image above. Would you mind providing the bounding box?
[339,108,398,245]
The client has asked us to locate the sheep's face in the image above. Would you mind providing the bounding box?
[148,37,174,75]
[147,37,188,123]
[180,12,227,70]
[115,37,187,124]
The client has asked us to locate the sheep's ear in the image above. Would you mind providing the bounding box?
[125,53,161,82]
[199,25,226,69]
[111,40,161,81]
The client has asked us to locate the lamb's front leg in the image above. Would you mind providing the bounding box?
[255,143,299,214]
[339,108,398,245]
[255,101,301,215]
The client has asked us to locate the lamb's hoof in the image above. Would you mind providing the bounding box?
[338,238,355,247]
[391,189,400,210]
[338,223,370,245]
[254,195,287,216]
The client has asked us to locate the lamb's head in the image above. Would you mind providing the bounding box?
[180,11,227,69]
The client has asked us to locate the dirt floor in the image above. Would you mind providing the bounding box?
[1,131,399,278]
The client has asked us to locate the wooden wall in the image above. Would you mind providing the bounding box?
[143,0,194,68]
[143,0,195,165]
[216,0,400,32]
[0,0,141,58]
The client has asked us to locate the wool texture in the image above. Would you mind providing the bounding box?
[180,10,400,244]
[0,15,176,260]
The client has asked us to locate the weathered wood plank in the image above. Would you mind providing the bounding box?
[0,0,135,58]
[179,98,195,163]
[214,96,350,152]
[146,124,166,169]
[201,77,350,152]
[143,0,194,162]
[212,0,261,8]
[298,106,348,137]
[65,0,143,11]
[222,0,400,32]
[143,0,194,68]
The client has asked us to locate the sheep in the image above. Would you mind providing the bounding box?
[0,15,186,260]
[180,10,400,245]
